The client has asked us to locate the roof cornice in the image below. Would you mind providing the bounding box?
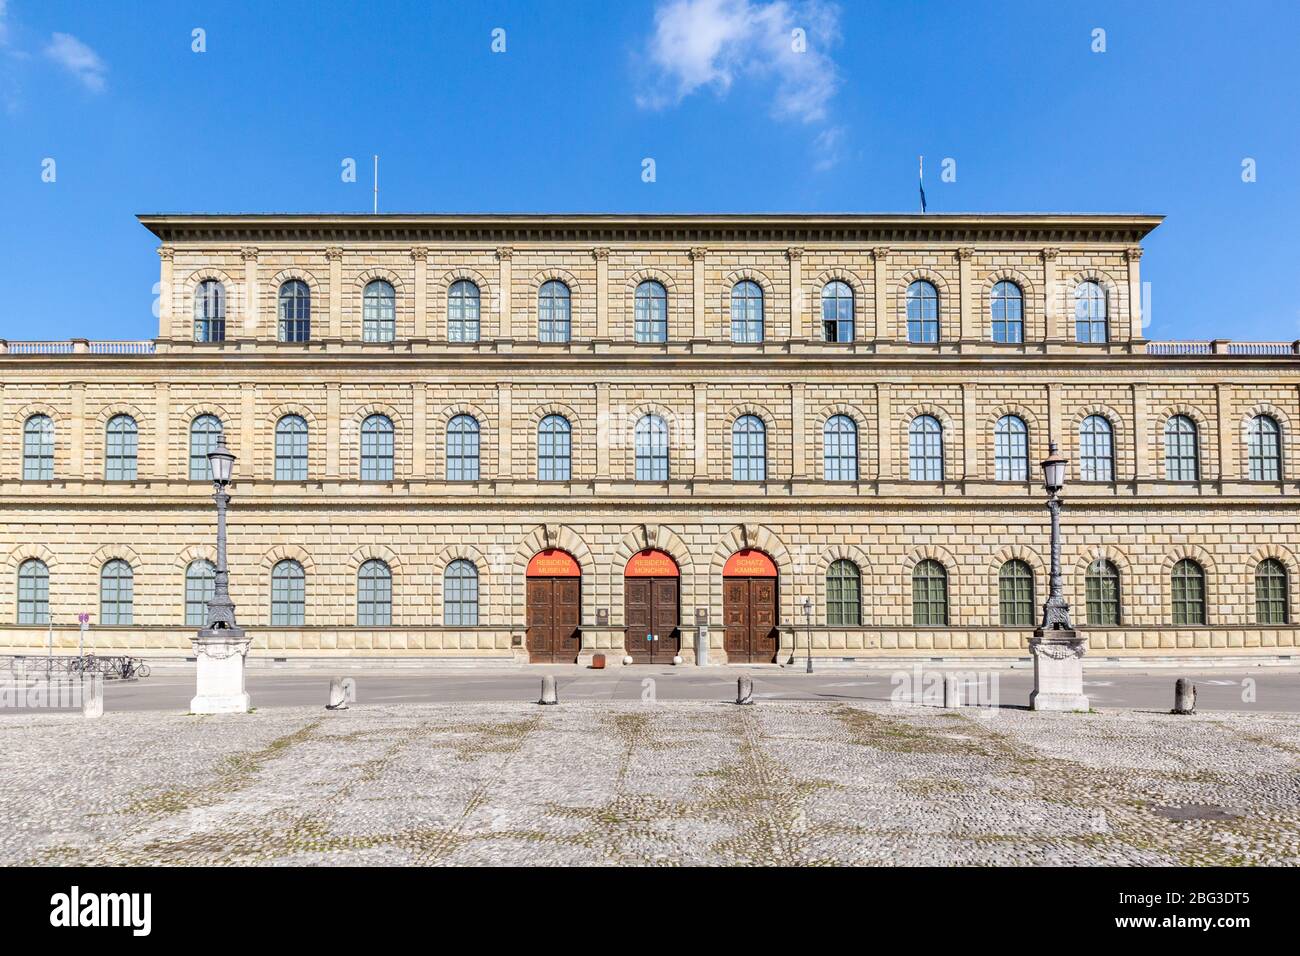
[137,212,1164,246]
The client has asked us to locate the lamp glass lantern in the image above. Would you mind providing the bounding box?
[1040,441,1068,494]
[207,439,235,485]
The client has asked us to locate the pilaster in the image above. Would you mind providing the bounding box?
[326,383,341,478]
[1047,383,1062,446]
[1132,383,1150,480]
[595,382,610,475]
[689,247,709,341]
[240,384,256,476]
[1216,383,1235,480]
[956,247,975,343]
[961,383,977,478]
[876,383,893,479]
[240,247,260,338]
[787,247,805,340]
[326,246,343,339]
[872,248,891,341]
[593,248,610,340]
[1041,248,1060,343]
[69,383,85,479]
[693,383,707,478]
[1125,247,1144,342]
[790,382,806,477]
[411,382,427,478]
[153,383,171,479]
[410,247,428,340]
[496,247,514,342]
[157,246,175,340]
[497,383,513,477]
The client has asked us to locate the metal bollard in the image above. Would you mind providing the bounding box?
[735,675,754,705]
[539,674,559,705]
[942,675,962,709]
[326,677,349,710]
[1172,678,1196,715]
[82,674,103,719]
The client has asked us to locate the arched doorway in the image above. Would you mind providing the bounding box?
[526,549,581,663]
[723,549,778,663]
[623,549,680,663]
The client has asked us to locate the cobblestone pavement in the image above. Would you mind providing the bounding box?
[2,701,1298,866]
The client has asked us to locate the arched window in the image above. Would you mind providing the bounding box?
[998,559,1035,626]
[538,280,571,343]
[990,280,1023,343]
[826,559,861,625]
[730,280,764,343]
[1164,415,1200,481]
[634,280,668,343]
[912,559,948,626]
[357,559,392,626]
[278,280,311,342]
[994,415,1028,481]
[22,414,54,480]
[634,414,669,481]
[447,415,481,481]
[189,414,223,480]
[362,279,396,342]
[732,415,767,481]
[823,415,858,481]
[17,559,49,625]
[270,559,305,626]
[906,280,939,343]
[908,415,944,481]
[1171,559,1207,625]
[360,414,394,481]
[1256,558,1289,624]
[1074,280,1108,343]
[822,281,854,343]
[1247,415,1282,480]
[448,280,481,342]
[1079,415,1114,482]
[105,415,138,481]
[194,279,225,343]
[184,559,215,626]
[274,415,309,480]
[537,415,571,481]
[1085,559,1122,626]
[444,559,480,625]
[100,559,133,625]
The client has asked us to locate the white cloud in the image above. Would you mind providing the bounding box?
[636,0,841,124]
[811,124,846,172]
[0,1,10,47]
[44,31,107,92]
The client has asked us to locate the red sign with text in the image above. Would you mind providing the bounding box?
[526,549,582,577]
[722,549,778,577]
[624,549,680,578]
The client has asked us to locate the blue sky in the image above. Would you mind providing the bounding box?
[1,0,1297,342]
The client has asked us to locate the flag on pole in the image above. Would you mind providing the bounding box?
[918,155,927,213]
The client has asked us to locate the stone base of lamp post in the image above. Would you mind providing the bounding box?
[1028,628,1090,712]
[190,626,252,715]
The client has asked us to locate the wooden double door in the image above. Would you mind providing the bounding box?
[526,577,581,663]
[624,577,680,663]
[723,577,778,663]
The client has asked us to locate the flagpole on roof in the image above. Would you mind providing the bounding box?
[918,155,927,214]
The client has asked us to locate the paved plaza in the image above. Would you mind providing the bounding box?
[2,699,1298,866]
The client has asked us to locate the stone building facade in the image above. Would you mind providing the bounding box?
[1,213,1297,663]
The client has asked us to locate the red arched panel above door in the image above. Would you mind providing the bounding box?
[526,549,581,577]
[625,549,680,578]
[723,549,778,577]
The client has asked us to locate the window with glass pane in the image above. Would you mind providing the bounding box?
[105,415,138,481]
[444,559,479,625]
[998,560,1035,626]
[993,415,1028,481]
[278,280,311,342]
[1255,559,1288,624]
[274,415,308,480]
[912,559,948,626]
[447,415,481,481]
[357,560,392,626]
[23,414,54,480]
[826,559,861,625]
[1164,415,1199,481]
[538,415,571,481]
[1074,281,1108,343]
[822,281,854,342]
[732,415,766,481]
[1171,559,1206,625]
[184,559,215,626]
[990,281,1023,343]
[538,281,571,343]
[189,414,222,480]
[635,415,669,480]
[730,281,764,343]
[906,280,939,343]
[823,415,858,481]
[1078,415,1114,481]
[17,559,49,625]
[1085,559,1121,625]
[270,560,305,626]
[448,280,481,342]
[1248,415,1282,480]
[634,281,668,343]
[100,559,133,625]
[362,280,396,342]
[194,279,225,342]
[360,415,394,480]
[908,416,944,480]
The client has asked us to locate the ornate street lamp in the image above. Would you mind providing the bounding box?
[190,437,253,714]
[803,596,813,674]
[1028,441,1089,711]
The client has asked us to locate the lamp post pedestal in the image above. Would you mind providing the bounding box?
[191,625,252,714]
[1028,628,1089,712]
